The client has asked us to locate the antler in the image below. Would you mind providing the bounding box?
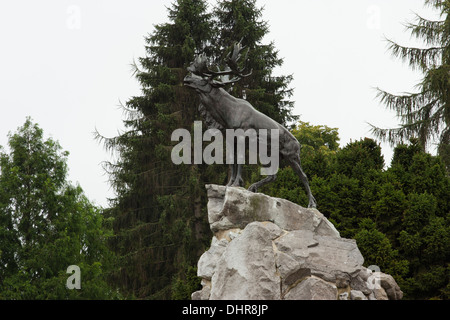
[188,42,252,86]
[209,42,253,83]
[187,54,210,76]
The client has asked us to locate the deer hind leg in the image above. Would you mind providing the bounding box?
[288,156,317,209]
[248,173,277,193]
[227,163,244,187]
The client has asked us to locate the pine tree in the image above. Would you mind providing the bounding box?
[213,0,298,191]
[96,0,215,299]
[214,0,298,127]
[371,0,450,171]
[98,0,301,299]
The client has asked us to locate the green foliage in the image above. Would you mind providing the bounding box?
[171,266,201,300]
[355,219,409,278]
[264,121,449,300]
[291,121,340,153]
[0,118,119,299]
[291,121,339,178]
[96,0,215,300]
[214,0,297,126]
[92,0,448,300]
[98,0,298,299]
[262,120,340,202]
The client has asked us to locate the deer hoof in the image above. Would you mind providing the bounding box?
[308,199,318,209]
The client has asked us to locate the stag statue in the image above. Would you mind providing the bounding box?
[184,43,317,208]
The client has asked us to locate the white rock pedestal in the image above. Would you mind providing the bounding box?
[192,185,403,301]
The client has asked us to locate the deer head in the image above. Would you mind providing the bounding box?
[184,42,252,93]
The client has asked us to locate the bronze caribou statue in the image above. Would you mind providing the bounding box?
[184,43,317,208]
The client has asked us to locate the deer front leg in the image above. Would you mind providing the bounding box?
[227,140,243,187]
[227,164,243,187]
[226,164,236,186]
[231,164,243,187]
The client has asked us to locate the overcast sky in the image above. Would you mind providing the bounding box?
[0,0,440,207]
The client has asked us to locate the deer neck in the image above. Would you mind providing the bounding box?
[198,88,234,126]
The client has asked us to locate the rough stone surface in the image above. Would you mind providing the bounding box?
[209,222,280,300]
[206,184,340,237]
[193,185,403,300]
[197,237,228,280]
[351,290,368,300]
[284,277,337,300]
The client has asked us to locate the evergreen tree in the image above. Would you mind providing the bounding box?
[265,121,449,299]
[98,0,299,299]
[371,0,450,171]
[214,0,298,190]
[390,142,449,299]
[97,0,215,299]
[214,0,298,126]
[0,118,117,299]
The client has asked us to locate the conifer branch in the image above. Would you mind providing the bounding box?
[385,38,444,71]
[404,13,445,46]
[375,88,436,115]
[424,0,446,10]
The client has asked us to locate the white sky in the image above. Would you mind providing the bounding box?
[0,1,440,207]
